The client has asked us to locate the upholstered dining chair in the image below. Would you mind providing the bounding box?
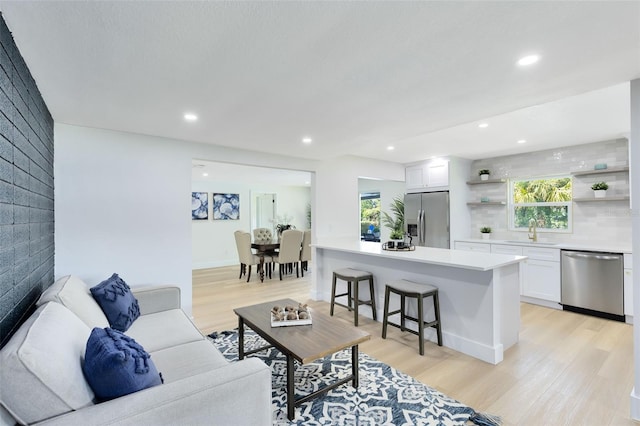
[234,230,270,282]
[274,229,304,280]
[253,228,273,244]
[299,229,311,277]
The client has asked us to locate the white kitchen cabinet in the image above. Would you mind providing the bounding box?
[406,161,449,192]
[520,247,561,306]
[454,241,490,253]
[522,258,561,303]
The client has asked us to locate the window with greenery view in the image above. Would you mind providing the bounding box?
[510,177,572,232]
[360,192,380,241]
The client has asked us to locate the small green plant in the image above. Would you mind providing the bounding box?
[478,169,490,176]
[480,226,492,234]
[389,230,405,240]
[591,182,608,191]
[382,196,405,240]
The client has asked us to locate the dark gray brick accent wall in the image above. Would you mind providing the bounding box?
[0,13,54,347]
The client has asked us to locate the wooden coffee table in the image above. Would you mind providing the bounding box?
[234,298,371,420]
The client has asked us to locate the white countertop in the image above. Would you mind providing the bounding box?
[455,238,632,254]
[314,238,526,271]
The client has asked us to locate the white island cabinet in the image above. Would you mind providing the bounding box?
[311,239,526,365]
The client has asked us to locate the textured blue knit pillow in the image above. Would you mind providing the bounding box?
[90,273,140,332]
[83,327,163,401]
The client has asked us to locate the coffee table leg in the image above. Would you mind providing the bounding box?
[238,317,245,360]
[352,345,359,388]
[287,354,295,420]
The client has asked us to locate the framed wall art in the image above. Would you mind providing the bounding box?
[213,193,240,220]
[191,192,209,220]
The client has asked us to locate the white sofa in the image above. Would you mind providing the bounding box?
[0,276,271,425]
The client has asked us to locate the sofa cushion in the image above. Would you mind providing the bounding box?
[83,328,163,401]
[150,340,228,383]
[37,275,109,328]
[90,273,140,332]
[0,303,95,425]
[126,309,204,352]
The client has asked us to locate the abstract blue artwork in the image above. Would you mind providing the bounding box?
[191,192,208,220]
[213,193,240,220]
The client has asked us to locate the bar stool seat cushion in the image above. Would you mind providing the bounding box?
[387,279,437,294]
[333,268,372,279]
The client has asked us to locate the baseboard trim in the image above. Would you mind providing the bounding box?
[631,387,640,420]
[193,260,237,270]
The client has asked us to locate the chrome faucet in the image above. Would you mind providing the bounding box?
[528,218,538,242]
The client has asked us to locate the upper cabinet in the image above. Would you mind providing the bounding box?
[406,160,449,192]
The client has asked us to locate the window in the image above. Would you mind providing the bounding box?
[360,192,380,242]
[510,176,572,232]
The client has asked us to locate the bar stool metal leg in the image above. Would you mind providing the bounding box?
[417,294,425,355]
[434,290,443,346]
[369,276,377,321]
[353,278,359,326]
[330,273,337,316]
[382,285,391,339]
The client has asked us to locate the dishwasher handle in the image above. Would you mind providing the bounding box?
[563,252,621,261]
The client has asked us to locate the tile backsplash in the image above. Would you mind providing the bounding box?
[468,138,631,248]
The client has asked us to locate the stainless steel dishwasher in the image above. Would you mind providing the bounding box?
[561,250,624,322]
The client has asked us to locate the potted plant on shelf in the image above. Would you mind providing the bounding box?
[591,182,609,198]
[382,196,405,247]
[480,226,492,240]
[479,169,491,181]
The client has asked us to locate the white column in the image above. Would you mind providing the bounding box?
[630,78,640,421]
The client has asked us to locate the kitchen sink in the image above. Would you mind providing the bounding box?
[502,240,558,246]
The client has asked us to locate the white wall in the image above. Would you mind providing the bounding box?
[55,124,320,315]
[314,156,405,242]
[55,125,403,314]
[468,139,631,246]
[191,180,310,269]
[629,78,640,421]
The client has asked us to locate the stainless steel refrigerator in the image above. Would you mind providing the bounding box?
[404,192,450,249]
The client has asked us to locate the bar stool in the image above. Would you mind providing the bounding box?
[330,268,377,326]
[382,279,442,355]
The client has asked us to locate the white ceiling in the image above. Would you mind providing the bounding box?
[0,1,638,164]
[192,160,311,187]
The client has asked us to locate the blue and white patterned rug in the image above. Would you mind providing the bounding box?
[209,330,500,426]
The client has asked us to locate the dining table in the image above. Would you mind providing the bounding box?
[251,241,280,282]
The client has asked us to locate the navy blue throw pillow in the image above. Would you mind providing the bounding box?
[83,327,163,401]
[90,273,140,332]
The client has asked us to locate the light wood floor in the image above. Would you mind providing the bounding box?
[193,265,637,426]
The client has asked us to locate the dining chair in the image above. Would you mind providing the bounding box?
[253,228,273,244]
[234,230,270,282]
[299,229,311,277]
[274,229,304,280]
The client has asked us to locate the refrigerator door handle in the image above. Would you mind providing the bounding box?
[419,209,425,245]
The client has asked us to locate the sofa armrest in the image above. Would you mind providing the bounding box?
[36,358,271,426]
[132,285,181,315]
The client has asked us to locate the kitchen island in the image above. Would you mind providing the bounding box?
[311,239,526,364]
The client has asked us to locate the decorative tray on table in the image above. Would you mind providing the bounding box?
[270,303,312,327]
[382,243,415,252]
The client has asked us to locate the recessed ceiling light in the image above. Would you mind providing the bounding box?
[302,137,312,144]
[202,172,209,177]
[184,113,198,122]
[387,146,395,151]
[517,139,527,144]
[517,55,540,66]
[304,181,310,185]
[478,123,489,128]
